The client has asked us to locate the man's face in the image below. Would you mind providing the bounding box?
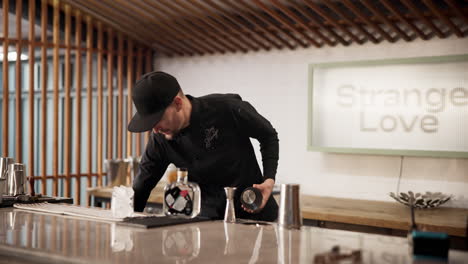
[152,101,182,140]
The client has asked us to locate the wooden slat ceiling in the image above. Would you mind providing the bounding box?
[62,0,468,57]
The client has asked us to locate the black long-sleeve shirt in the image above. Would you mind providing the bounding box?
[133,94,279,220]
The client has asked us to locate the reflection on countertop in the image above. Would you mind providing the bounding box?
[0,208,467,264]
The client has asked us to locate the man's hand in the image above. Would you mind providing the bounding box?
[242,178,275,213]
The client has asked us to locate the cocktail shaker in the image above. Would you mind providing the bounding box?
[7,163,28,196]
[0,157,14,198]
[278,184,302,229]
[240,187,263,212]
[105,159,131,187]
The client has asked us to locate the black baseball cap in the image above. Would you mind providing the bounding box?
[127,71,181,132]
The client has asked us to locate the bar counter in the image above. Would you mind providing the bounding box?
[88,185,468,238]
[0,208,467,263]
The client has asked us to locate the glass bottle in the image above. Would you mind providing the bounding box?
[163,168,201,218]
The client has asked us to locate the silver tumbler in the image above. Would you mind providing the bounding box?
[127,156,141,185]
[0,157,14,198]
[105,159,131,187]
[278,184,302,229]
[7,163,27,196]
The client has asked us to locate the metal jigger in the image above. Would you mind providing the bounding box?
[224,187,237,223]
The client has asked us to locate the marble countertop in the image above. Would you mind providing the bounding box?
[0,208,467,264]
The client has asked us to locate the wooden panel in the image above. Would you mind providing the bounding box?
[107,28,114,160]
[28,0,36,196]
[144,49,152,145]
[304,0,362,44]
[149,0,229,53]
[253,0,312,48]
[342,0,394,43]
[61,0,154,48]
[117,33,123,158]
[75,0,174,55]
[40,0,48,194]
[142,0,221,54]
[0,0,155,205]
[61,0,468,56]
[15,0,23,162]
[270,0,335,46]
[135,47,143,157]
[75,10,83,205]
[114,0,196,56]
[198,0,271,50]
[203,0,274,50]
[86,16,93,204]
[187,0,261,51]
[126,40,134,158]
[361,0,412,42]
[2,0,9,157]
[401,0,445,39]
[322,0,378,43]
[64,4,72,198]
[32,173,101,180]
[173,0,250,52]
[380,0,427,40]
[234,0,294,49]
[97,22,104,186]
[445,0,468,26]
[423,0,464,37]
[291,1,349,46]
[52,0,60,196]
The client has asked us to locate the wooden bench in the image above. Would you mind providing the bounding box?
[300,195,467,237]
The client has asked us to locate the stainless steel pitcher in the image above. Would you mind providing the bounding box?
[127,156,140,185]
[0,157,14,197]
[105,159,131,187]
[7,163,27,196]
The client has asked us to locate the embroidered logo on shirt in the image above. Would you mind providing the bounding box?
[204,127,219,149]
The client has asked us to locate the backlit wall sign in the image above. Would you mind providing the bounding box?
[308,55,468,158]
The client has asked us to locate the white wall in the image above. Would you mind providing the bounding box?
[154,36,468,208]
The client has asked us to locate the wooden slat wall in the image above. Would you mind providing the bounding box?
[117,33,124,159]
[28,0,36,196]
[85,15,93,206]
[52,0,59,196]
[0,0,154,205]
[135,47,143,157]
[75,10,83,204]
[126,40,134,159]
[40,0,48,195]
[15,0,23,162]
[97,21,103,187]
[64,4,72,198]
[107,28,114,161]
[2,0,9,157]
[61,0,467,57]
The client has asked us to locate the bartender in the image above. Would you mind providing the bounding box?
[128,71,279,221]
